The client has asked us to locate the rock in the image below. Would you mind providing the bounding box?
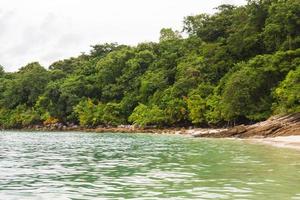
[192,113,300,138]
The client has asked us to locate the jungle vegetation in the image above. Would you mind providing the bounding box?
[0,0,299,128]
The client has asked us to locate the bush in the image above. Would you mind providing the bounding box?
[0,105,40,128]
[129,104,166,127]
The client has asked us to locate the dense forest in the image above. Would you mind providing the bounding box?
[0,0,299,129]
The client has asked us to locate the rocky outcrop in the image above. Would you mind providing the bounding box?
[193,113,300,138]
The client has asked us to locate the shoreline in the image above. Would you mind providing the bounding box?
[2,113,299,150]
[1,126,227,136]
[249,136,300,151]
[2,126,300,151]
[2,113,299,137]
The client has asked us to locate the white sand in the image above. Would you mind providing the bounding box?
[251,136,300,150]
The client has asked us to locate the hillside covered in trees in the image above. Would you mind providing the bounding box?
[0,0,299,129]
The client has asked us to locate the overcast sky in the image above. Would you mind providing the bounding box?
[0,0,246,72]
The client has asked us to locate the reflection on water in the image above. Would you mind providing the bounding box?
[0,131,300,199]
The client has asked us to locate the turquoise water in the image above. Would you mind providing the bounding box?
[0,131,300,199]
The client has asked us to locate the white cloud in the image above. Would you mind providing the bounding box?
[0,0,246,72]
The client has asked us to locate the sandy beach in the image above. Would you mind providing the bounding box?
[252,136,300,151]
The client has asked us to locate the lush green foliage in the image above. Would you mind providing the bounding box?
[129,104,166,127]
[0,0,299,128]
[273,66,300,113]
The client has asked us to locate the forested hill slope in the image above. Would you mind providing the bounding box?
[0,0,299,129]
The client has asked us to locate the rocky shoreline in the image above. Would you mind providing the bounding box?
[192,113,300,138]
[3,113,299,139]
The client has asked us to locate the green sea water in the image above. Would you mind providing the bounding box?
[0,131,300,199]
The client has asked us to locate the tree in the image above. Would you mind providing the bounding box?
[187,96,207,125]
[159,28,182,42]
[164,98,188,125]
[263,0,300,52]
[90,43,123,58]
[220,49,300,122]
[273,66,300,113]
[1,62,49,108]
[183,5,236,42]
[49,54,90,74]
[0,65,4,77]
[74,99,97,126]
[129,104,166,127]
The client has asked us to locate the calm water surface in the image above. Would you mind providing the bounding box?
[0,131,300,200]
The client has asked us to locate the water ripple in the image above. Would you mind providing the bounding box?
[0,131,300,199]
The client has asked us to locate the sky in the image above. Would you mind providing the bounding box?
[0,0,246,72]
